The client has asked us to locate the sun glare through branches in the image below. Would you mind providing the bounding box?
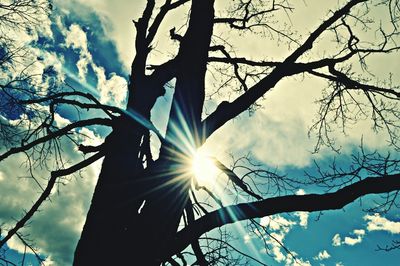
[190,149,219,186]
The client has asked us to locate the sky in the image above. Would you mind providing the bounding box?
[0,0,399,265]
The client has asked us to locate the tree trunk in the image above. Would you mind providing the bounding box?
[74,1,215,265]
[73,117,145,265]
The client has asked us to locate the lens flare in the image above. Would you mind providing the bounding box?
[191,150,218,185]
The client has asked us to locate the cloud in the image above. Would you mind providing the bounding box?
[343,229,365,246]
[5,235,35,255]
[271,245,286,262]
[343,235,362,246]
[332,233,342,246]
[0,10,110,264]
[205,73,394,171]
[314,250,331,261]
[295,212,309,228]
[1,22,64,92]
[57,0,189,71]
[260,215,296,233]
[285,251,312,266]
[91,64,127,107]
[65,24,92,81]
[0,114,104,265]
[353,229,366,236]
[77,127,104,147]
[259,215,311,265]
[292,190,309,228]
[0,150,102,265]
[364,213,400,234]
[296,189,306,195]
[65,24,88,51]
[62,23,128,107]
[54,113,71,128]
[54,0,139,70]
[332,229,365,247]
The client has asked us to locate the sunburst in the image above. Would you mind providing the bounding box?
[190,149,218,186]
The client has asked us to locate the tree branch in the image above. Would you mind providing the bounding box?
[208,56,280,67]
[168,173,400,258]
[0,151,105,248]
[214,159,263,200]
[285,0,366,63]
[0,118,112,162]
[185,199,207,266]
[201,0,369,141]
[146,0,190,45]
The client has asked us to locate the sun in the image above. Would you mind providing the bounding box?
[191,149,219,186]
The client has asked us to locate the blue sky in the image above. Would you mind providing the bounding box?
[0,0,399,265]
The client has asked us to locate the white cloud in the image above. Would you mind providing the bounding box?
[343,229,365,246]
[295,259,312,266]
[0,44,104,264]
[314,250,331,261]
[295,212,309,228]
[43,256,56,266]
[65,24,92,81]
[272,245,286,262]
[353,229,366,236]
[2,1,52,46]
[364,213,400,234]
[54,113,72,128]
[332,229,365,247]
[65,24,88,52]
[335,262,344,266]
[57,0,189,71]
[78,127,104,147]
[296,189,306,195]
[260,215,296,233]
[332,233,342,246]
[259,215,312,266]
[6,235,35,255]
[285,252,312,266]
[343,235,363,246]
[92,64,127,107]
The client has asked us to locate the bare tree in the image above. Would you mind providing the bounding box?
[1,0,400,265]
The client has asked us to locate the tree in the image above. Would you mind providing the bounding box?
[0,0,400,265]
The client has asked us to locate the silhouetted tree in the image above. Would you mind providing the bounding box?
[1,0,400,265]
